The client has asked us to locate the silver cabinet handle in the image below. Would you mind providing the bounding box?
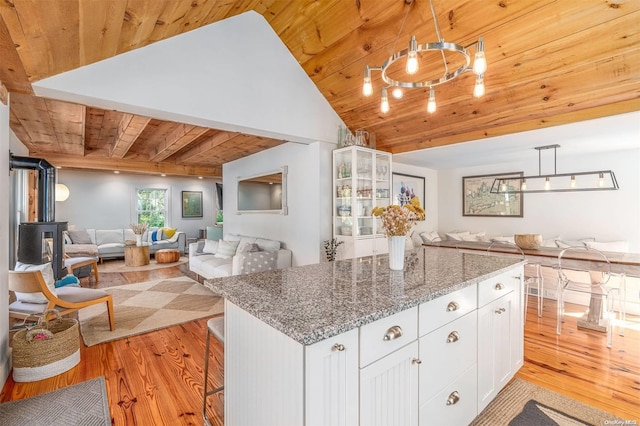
[494,307,506,314]
[412,358,422,365]
[332,343,345,352]
[446,331,459,343]
[383,325,403,341]
[446,301,459,312]
[446,391,460,406]
[495,283,504,290]
[514,275,522,281]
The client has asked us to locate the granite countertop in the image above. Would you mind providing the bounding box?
[204,246,524,345]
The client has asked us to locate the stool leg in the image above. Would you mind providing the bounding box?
[203,328,212,426]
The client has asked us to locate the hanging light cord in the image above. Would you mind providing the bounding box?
[428,0,449,76]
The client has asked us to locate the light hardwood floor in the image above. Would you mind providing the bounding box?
[1,262,639,424]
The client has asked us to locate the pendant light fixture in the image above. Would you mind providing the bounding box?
[490,144,619,194]
[362,0,487,114]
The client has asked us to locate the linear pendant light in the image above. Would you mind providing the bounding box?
[490,144,619,194]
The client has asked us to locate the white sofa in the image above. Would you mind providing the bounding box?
[65,227,187,260]
[189,233,292,279]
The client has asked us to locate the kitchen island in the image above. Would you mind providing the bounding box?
[205,246,526,426]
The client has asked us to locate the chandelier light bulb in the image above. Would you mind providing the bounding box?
[473,38,487,74]
[599,172,605,187]
[520,179,527,191]
[380,88,390,113]
[544,177,551,191]
[405,36,419,75]
[392,87,403,99]
[473,75,485,98]
[427,87,436,114]
[570,175,576,188]
[363,76,373,97]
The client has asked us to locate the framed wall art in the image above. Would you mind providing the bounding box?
[182,191,203,218]
[462,172,523,217]
[392,173,425,218]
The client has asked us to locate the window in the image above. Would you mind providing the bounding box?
[136,189,167,227]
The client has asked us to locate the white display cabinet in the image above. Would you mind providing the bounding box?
[333,146,392,259]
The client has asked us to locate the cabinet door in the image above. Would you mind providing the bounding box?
[360,341,419,426]
[477,291,515,412]
[305,328,358,426]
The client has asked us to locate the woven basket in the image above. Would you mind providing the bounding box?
[12,310,80,382]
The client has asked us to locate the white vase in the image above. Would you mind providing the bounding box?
[388,236,405,271]
[135,234,143,246]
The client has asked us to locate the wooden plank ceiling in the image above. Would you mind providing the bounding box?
[0,0,638,177]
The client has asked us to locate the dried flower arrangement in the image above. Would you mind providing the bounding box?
[130,223,148,235]
[372,198,425,237]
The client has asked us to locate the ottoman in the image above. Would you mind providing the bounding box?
[155,249,181,264]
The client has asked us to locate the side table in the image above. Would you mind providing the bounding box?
[124,243,150,266]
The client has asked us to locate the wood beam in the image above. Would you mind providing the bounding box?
[110,114,152,158]
[0,80,7,105]
[175,130,239,164]
[0,14,32,94]
[33,153,221,178]
[149,124,210,162]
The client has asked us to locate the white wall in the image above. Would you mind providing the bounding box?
[55,170,218,239]
[437,148,640,252]
[1,98,12,387]
[223,141,334,266]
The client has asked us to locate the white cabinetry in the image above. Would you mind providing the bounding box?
[333,146,392,259]
[305,328,359,426]
[477,268,524,413]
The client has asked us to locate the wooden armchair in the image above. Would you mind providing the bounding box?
[8,270,115,330]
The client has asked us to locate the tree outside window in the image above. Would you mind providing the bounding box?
[136,189,167,227]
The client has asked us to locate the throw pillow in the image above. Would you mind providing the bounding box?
[492,236,515,244]
[419,231,441,243]
[55,274,80,288]
[239,251,278,275]
[151,229,162,242]
[163,228,177,238]
[584,240,629,253]
[63,231,72,245]
[238,243,260,254]
[214,239,240,259]
[202,239,218,254]
[195,240,206,254]
[446,231,470,241]
[68,229,92,244]
[14,262,56,304]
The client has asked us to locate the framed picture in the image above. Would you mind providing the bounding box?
[462,172,523,217]
[182,191,203,218]
[392,173,425,219]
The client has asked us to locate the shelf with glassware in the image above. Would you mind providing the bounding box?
[333,146,392,259]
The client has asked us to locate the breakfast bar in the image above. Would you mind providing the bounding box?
[205,246,526,425]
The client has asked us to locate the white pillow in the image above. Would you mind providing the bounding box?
[584,240,629,253]
[555,238,594,249]
[446,231,470,241]
[14,262,56,304]
[202,239,218,254]
[215,240,240,259]
[461,231,485,242]
[419,231,441,243]
[541,236,560,248]
[492,236,515,244]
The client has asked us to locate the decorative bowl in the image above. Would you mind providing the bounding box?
[514,234,542,250]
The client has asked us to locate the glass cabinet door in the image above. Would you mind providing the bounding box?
[374,152,391,236]
[355,149,373,237]
[335,149,353,237]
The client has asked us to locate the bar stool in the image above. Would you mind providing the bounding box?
[203,316,224,426]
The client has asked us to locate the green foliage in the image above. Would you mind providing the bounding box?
[216,210,224,223]
[136,189,166,227]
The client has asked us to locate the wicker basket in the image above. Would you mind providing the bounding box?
[12,310,80,382]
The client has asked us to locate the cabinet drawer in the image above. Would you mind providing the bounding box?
[478,270,515,307]
[419,285,476,336]
[360,307,418,367]
[418,311,477,404]
[418,364,478,426]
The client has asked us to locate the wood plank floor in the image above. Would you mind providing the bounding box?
[2,262,639,424]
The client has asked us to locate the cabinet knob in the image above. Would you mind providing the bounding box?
[446,301,459,312]
[446,331,460,343]
[332,343,345,352]
[446,391,460,406]
[412,358,422,365]
[383,325,403,341]
[494,307,506,314]
[495,283,504,290]
[514,275,522,281]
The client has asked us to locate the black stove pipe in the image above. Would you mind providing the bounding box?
[9,154,56,222]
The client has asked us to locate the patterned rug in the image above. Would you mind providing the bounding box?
[78,277,223,346]
[96,256,188,273]
[0,376,110,425]
[471,379,623,425]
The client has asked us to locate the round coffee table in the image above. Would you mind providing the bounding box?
[124,243,151,266]
[155,248,180,263]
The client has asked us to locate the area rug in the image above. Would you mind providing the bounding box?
[97,256,188,273]
[78,277,223,346]
[0,376,110,425]
[471,378,623,425]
